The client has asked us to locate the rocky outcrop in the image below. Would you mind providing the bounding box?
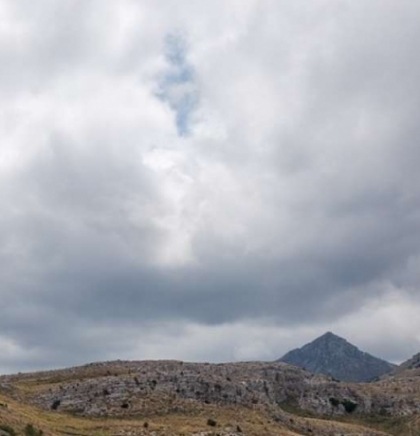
[278,332,395,382]
[3,359,420,421]
[4,361,323,417]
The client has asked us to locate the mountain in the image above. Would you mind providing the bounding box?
[278,331,395,382]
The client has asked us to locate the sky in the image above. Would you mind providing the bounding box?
[1,0,420,374]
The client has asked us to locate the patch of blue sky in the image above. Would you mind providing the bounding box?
[157,34,199,137]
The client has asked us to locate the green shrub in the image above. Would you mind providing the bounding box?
[0,425,16,436]
[341,399,358,413]
[24,424,43,436]
[206,418,217,427]
[329,397,340,407]
[51,399,61,410]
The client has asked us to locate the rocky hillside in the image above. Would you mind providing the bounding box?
[279,332,395,382]
[395,352,420,373]
[3,361,344,418]
[3,359,420,435]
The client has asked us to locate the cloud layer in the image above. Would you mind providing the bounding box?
[1,0,420,373]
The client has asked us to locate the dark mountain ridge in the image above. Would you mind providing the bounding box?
[278,331,396,382]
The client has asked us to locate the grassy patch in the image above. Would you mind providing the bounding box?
[336,412,411,436]
[278,398,316,418]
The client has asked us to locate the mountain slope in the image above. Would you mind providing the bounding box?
[0,360,399,436]
[385,351,420,380]
[398,351,420,372]
[278,332,395,382]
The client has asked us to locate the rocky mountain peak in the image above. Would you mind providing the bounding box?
[314,331,350,345]
[278,332,395,382]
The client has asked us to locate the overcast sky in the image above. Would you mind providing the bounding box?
[1,0,420,374]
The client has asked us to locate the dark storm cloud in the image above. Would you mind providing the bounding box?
[1,0,420,372]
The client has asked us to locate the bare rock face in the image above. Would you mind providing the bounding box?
[279,332,395,382]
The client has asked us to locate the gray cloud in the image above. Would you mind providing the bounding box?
[1,0,420,373]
